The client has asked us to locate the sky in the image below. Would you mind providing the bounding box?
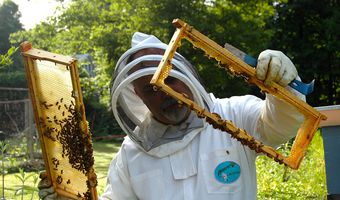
[0,0,69,30]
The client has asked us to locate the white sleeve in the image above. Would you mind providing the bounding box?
[256,80,306,148]
[99,148,138,200]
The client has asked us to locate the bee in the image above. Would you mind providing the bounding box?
[56,175,63,184]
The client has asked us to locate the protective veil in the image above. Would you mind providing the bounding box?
[110,32,213,156]
[37,32,306,200]
[104,32,305,200]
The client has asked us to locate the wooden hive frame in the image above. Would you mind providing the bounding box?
[21,42,98,199]
[151,19,327,170]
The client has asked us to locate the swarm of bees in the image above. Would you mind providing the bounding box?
[39,94,96,199]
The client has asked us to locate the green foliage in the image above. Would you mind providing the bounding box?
[7,0,338,134]
[0,0,23,74]
[1,136,327,199]
[0,141,8,199]
[0,46,17,70]
[0,70,27,88]
[0,141,119,199]
[85,98,122,137]
[14,168,36,200]
[0,172,41,200]
[0,46,25,88]
[0,1,334,198]
[189,0,274,97]
[256,132,327,199]
[10,0,277,135]
[269,0,340,106]
[0,141,8,154]
[0,0,23,54]
[29,174,39,200]
[0,136,42,199]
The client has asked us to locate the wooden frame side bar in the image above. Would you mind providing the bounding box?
[151,19,327,169]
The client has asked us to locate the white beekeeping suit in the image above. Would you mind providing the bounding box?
[103,32,305,200]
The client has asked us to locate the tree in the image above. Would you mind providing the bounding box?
[0,0,23,54]
[192,0,276,97]
[0,0,25,88]
[270,0,340,106]
[116,0,276,98]
[10,0,279,135]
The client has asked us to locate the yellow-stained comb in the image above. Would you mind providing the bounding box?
[151,19,327,170]
[21,42,98,199]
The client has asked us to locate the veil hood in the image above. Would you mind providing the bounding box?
[110,32,213,156]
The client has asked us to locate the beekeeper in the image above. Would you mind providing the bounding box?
[39,32,305,200]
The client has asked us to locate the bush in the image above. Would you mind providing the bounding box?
[256,131,327,199]
[0,71,27,88]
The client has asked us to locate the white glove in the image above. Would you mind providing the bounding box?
[255,50,305,148]
[38,172,72,200]
[256,50,297,87]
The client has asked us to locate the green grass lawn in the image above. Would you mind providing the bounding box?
[92,140,120,194]
[1,132,327,199]
[0,140,120,200]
